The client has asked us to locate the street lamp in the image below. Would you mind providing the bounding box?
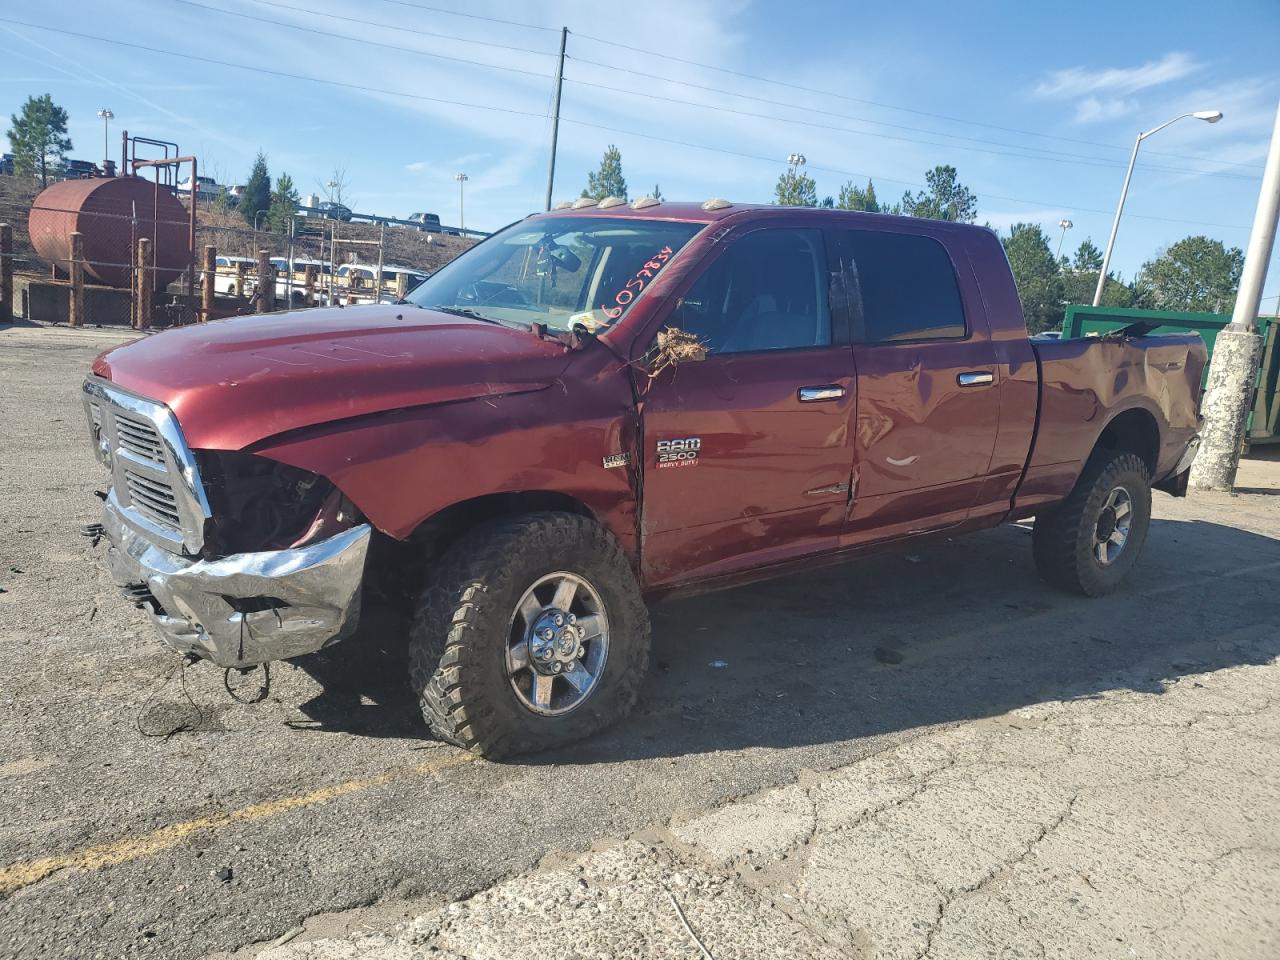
[456,172,468,233]
[96,108,113,170]
[786,152,806,175]
[1056,219,1074,260]
[1093,110,1224,305]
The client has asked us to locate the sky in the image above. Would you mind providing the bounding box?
[4,0,1280,308]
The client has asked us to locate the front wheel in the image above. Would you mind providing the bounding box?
[409,512,650,758]
[1032,450,1152,597]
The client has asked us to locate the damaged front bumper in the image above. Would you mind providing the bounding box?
[101,499,372,667]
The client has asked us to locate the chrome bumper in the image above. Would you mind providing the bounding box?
[101,500,372,667]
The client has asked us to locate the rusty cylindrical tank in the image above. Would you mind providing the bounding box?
[28,176,191,289]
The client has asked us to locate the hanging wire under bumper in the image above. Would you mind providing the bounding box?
[100,499,371,667]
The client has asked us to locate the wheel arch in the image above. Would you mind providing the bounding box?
[406,491,600,569]
[1092,406,1161,477]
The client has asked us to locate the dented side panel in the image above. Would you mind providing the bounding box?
[249,348,643,556]
[1016,333,1208,512]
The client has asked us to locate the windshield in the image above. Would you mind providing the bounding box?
[404,216,703,332]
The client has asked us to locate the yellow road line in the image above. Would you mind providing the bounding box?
[0,751,475,896]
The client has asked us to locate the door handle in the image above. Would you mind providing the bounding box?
[957,371,994,387]
[798,385,846,402]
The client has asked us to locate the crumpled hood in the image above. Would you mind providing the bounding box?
[92,305,572,450]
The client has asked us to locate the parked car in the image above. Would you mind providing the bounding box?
[82,200,1206,757]
[333,264,429,304]
[409,212,442,232]
[177,175,224,203]
[211,255,255,296]
[317,200,352,222]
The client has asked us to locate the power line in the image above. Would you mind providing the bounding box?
[571,32,1264,173]
[562,72,1257,183]
[362,0,559,33]
[172,0,552,80]
[242,0,557,58]
[172,1,1255,183]
[559,117,1251,231]
[5,16,1248,232]
[0,17,550,120]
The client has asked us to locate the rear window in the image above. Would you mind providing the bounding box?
[845,230,966,342]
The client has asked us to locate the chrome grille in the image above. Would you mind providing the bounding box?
[83,377,211,555]
[114,413,165,463]
[123,469,182,528]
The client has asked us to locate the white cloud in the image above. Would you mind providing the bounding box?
[1072,96,1138,125]
[1035,52,1201,99]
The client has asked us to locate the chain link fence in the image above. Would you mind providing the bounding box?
[0,175,478,328]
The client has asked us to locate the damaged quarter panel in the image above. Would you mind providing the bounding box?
[1016,333,1207,511]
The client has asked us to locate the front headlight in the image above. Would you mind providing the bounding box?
[194,450,358,557]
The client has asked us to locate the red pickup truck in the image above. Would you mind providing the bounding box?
[84,200,1206,756]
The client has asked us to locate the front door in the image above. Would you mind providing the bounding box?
[838,227,1001,541]
[637,226,856,587]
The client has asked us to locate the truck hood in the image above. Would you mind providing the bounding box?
[92,304,573,450]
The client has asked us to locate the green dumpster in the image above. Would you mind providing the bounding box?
[1062,305,1280,445]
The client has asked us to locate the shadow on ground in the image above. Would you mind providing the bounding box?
[288,516,1280,762]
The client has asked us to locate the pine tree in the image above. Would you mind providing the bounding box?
[774,170,818,206]
[266,172,299,233]
[582,145,628,201]
[6,94,72,187]
[836,179,880,212]
[898,166,977,222]
[240,152,272,226]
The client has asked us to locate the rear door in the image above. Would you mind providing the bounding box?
[637,225,856,586]
[839,227,1001,541]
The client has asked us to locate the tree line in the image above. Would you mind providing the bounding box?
[579,145,1246,334]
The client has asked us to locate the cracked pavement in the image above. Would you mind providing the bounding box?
[1,325,1277,960]
[260,658,1280,960]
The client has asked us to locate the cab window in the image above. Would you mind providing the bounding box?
[844,230,966,342]
[671,228,830,355]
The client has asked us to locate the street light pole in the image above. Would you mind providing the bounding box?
[96,108,113,170]
[1093,110,1223,306]
[456,173,468,234]
[1056,219,1073,260]
[1190,98,1280,491]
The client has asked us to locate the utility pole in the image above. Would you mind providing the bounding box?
[1190,98,1280,491]
[544,27,568,212]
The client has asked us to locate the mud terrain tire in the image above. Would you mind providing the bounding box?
[409,512,649,758]
[1032,450,1152,597]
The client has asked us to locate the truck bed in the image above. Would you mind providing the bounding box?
[1014,332,1208,515]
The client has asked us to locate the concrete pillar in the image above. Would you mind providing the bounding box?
[68,232,85,327]
[395,270,408,301]
[304,264,316,307]
[135,237,153,330]
[256,249,273,314]
[1190,98,1280,491]
[0,224,12,320]
[1189,329,1264,490]
[201,245,215,322]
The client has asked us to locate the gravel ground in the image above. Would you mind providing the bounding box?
[1,323,1277,959]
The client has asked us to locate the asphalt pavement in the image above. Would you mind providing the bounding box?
[1,323,1277,959]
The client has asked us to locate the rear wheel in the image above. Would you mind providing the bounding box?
[1032,450,1152,597]
[409,512,649,758]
